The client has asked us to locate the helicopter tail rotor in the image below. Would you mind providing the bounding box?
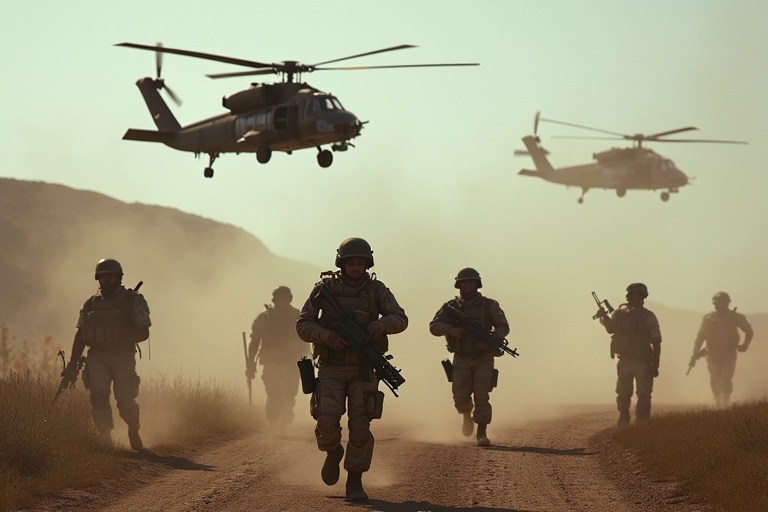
[151,42,183,107]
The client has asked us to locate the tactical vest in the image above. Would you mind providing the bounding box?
[258,305,303,363]
[611,306,655,360]
[445,296,492,355]
[701,311,742,351]
[314,274,387,364]
[80,288,138,350]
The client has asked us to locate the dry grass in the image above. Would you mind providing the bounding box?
[614,400,768,511]
[0,326,259,511]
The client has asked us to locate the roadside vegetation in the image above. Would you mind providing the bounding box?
[0,324,258,512]
[614,399,768,512]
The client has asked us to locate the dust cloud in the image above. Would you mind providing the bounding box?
[4,178,767,447]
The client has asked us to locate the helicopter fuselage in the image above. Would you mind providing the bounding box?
[124,77,362,174]
[517,135,689,202]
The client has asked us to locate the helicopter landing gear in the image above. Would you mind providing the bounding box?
[203,153,219,178]
[317,147,333,168]
[616,188,626,198]
[256,145,272,164]
[661,191,670,202]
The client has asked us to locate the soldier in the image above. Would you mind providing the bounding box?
[61,258,150,449]
[429,268,509,447]
[296,237,408,502]
[598,283,661,427]
[246,285,308,430]
[690,292,754,408]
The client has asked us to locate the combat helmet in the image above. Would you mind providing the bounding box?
[626,282,648,298]
[94,258,123,280]
[272,285,293,300]
[335,237,374,269]
[454,267,482,289]
[712,291,731,304]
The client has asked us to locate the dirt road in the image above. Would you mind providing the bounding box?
[30,406,710,512]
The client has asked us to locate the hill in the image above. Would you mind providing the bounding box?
[0,177,320,379]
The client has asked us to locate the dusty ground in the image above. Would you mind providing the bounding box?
[28,405,711,512]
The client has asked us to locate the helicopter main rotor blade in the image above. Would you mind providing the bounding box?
[538,117,627,138]
[312,45,417,67]
[647,127,698,139]
[116,42,273,70]
[316,63,479,71]
[649,138,749,144]
[206,69,278,79]
[551,135,625,141]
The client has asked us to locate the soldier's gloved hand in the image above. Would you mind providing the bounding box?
[652,364,659,378]
[738,344,749,353]
[61,363,79,383]
[367,320,386,340]
[245,361,256,379]
[320,329,346,351]
[448,327,466,339]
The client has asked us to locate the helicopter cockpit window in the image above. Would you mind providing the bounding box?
[316,95,344,111]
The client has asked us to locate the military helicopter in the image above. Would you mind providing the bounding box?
[116,42,478,178]
[516,112,747,203]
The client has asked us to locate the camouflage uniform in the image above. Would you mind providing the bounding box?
[249,291,307,428]
[601,298,661,424]
[297,270,407,474]
[65,260,150,449]
[430,294,509,428]
[692,293,753,407]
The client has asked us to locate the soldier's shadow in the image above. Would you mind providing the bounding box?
[360,500,535,512]
[125,449,216,471]
[483,444,592,456]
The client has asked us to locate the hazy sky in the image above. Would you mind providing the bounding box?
[4,0,766,311]
[3,0,767,413]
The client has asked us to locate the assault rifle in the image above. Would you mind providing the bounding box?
[591,291,614,320]
[52,350,86,404]
[312,284,405,396]
[242,331,254,406]
[444,304,519,358]
[686,348,708,376]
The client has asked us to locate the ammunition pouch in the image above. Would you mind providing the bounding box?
[131,374,141,399]
[297,356,317,394]
[491,368,499,389]
[81,362,90,389]
[365,391,385,420]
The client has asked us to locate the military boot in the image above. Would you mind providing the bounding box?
[321,444,344,486]
[617,412,630,427]
[476,424,491,447]
[721,393,731,408]
[345,470,368,502]
[97,428,113,447]
[461,411,474,437]
[128,425,143,451]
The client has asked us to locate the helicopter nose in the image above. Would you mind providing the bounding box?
[333,114,362,138]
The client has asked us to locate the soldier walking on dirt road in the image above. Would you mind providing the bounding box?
[429,267,509,447]
[296,237,408,502]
